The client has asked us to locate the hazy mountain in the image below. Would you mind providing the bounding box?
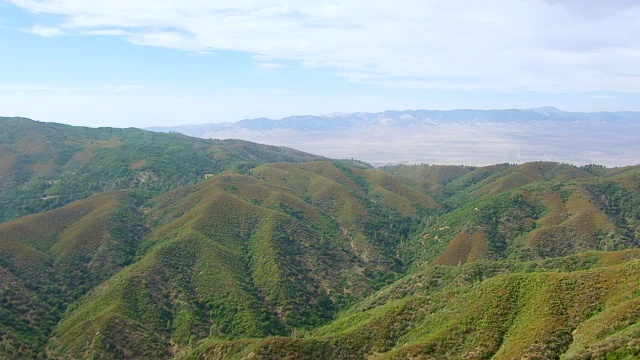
[148,107,640,167]
[1,118,640,359]
[149,107,638,134]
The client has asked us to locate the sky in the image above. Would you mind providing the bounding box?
[1,0,639,128]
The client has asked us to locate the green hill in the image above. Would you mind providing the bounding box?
[185,250,640,359]
[399,164,640,266]
[0,191,144,358]
[46,160,441,359]
[0,118,639,359]
[1,154,435,358]
[0,117,322,223]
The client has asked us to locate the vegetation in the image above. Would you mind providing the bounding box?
[1,118,639,359]
[184,250,640,359]
[0,117,322,223]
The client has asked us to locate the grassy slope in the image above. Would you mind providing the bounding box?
[0,117,322,222]
[398,163,640,266]
[54,162,640,359]
[46,162,436,359]
[184,249,640,360]
[0,191,146,358]
[1,120,639,360]
[383,162,596,207]
[180,163,640,359]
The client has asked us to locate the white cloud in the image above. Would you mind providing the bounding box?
[26,24,62,37]
[255,62,286,72]
[9,0,640,92]
[80,29,126,36]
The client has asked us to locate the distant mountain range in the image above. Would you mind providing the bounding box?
[149,107,640,167]
[148,107,640,134]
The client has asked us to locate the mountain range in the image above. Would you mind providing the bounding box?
[1,116,639,359]
[148,107,640,167]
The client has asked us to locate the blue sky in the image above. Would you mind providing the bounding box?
[1,0,639,128]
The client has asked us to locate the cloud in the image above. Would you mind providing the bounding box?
[255,62,286,72]
[26,24,62,37]
[9,0,640,92]
[80,29,126,36]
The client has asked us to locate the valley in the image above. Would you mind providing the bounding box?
[149,108,640,167]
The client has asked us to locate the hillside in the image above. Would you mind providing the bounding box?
[179,163,640,359]
[0,118,639,359]
[185,249,640,359]
[396,163,640,265]
[0,117,322,223]
[0,191,145,358]
[0,150,438,358]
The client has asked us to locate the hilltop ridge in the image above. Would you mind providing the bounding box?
[0,117,323,222]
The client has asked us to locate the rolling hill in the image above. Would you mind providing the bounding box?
[1,159,436,358]
[0,191,144,358]
[185,249,640,359]
[0,117,323,223]
[1,117,639,359]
